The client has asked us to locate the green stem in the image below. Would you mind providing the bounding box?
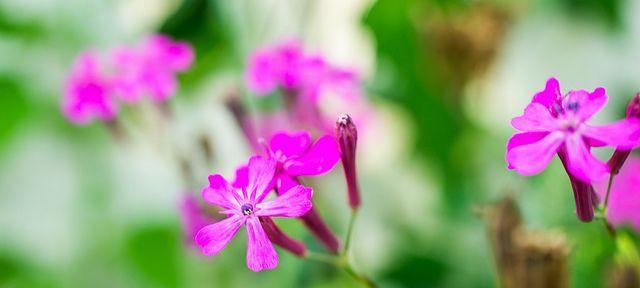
[343,262,377,288]
[342,209,359,255]
[304,252,377,288]
[305,251,341,266]
[600,173,617,238]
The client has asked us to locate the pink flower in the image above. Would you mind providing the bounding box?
[244,40,363,104]
[264,131,340,188]
[195,156,313,272]
[112,34,194,103]
[506,78,640,183]
[263,131,342,253]
[596,156,640,231]
[61,52,118,125]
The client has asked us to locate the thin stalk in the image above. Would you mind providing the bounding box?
[603,173,615,214]
[342,209,358,255]
[600,173,617,238]
[304,251,377,288]
[343,262,377,288]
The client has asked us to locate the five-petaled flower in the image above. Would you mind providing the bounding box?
[195,156,313,272]
[506,77,640,183]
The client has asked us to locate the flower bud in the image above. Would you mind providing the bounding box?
[608,93,640,174]
[259,217,307,257]
[336,114,360,209]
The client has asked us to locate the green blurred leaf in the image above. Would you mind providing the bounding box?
[0,77,29,153]
[125,224,183,288]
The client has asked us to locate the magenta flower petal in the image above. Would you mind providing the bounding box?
[507,131,565,175]
[203,175,241,210]
[275,173,298,194]
[506,132,549,152]
[245,217,278,272]
[564,135,608,183]
[195,215,244,255]
[284,135,340,176]
[246,156,277,203]
[269,131,312,158]
[511,103,558,132]
[233,165,249,188]
[505,132,549,169]
[563,88,607,121]
[532,77,562,108]
[256,185,313,217]
[582,119,640,150]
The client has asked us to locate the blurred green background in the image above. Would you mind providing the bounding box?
[1,0,638,287]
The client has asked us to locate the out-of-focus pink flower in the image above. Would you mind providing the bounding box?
[244,40,367,133]
[596,156,640,231]
[61,52,118,125]
[506,77,640,183]
[179,194,215,246]
[112,34,194,103]
[195,156,313,272]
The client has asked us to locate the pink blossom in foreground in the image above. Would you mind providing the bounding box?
[506,77,640,183]
[112,34,194,103]
[61,52,118,125]
[195,156,313,272]
[596,156,640,231]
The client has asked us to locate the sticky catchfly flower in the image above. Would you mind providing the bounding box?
[596,156,640,231]
[61,52,118,125]
[262,131,341,253]
[506,77,640,183]
[112,34,194,103]
[195,156,312,272]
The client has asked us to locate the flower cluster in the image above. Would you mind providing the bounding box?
[244,40,367,133]
[61,34,193,125]
[193,114,363,272]
[506,78,640,221]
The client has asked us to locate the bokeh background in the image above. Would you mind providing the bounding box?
[1,0,639,287]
